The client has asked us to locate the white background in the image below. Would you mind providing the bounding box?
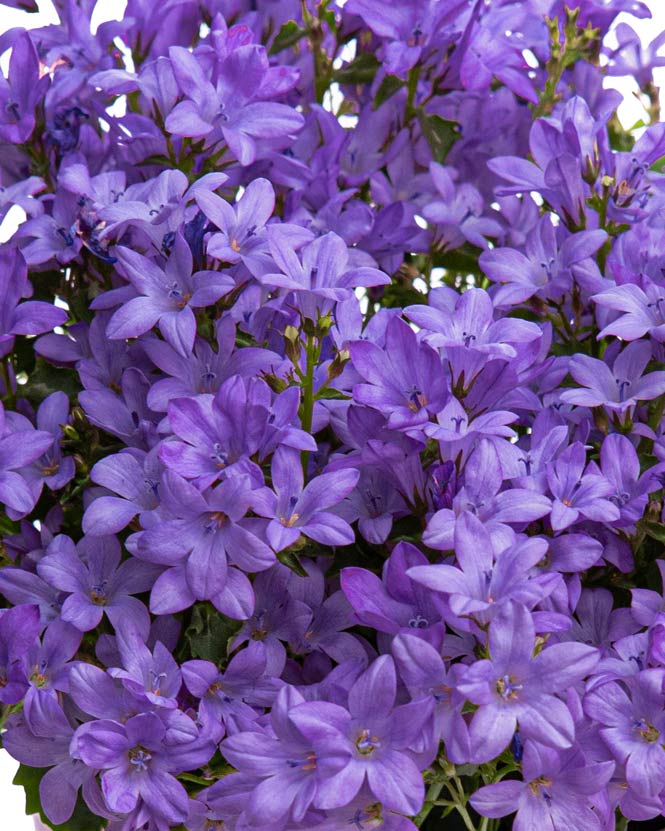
[2,0,665,827]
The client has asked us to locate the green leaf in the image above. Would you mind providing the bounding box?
[20,359,81,405]
[0,513,20,536]
[374,74,405,109]
[418,112,459,164]
[314,388,350,401]
[380,281,427,309]
[276,547,309,578]
[643,521,665,544]
[333,53,380,85]
[184,603,241,664]
[12,764,104,831]
[269,20,306,55]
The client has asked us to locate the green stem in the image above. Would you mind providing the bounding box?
[406,65,422,121]
[415,782,443,827]
[616,813,629,831]
[0,359,15,409]
[442,775,478,831]
[300,334,318,477]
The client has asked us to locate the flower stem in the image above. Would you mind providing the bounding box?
[414,782,444,827]
[300,333,318,478]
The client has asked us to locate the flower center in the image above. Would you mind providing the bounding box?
[615,378,631,402]
[286,751,317,772]
[90,581,108,605]
[406,386,427,412]
[41,459,60,475]
[633,718,660,743]
[349,802,382,830]
[29,661,49,688]
[529,776,553,803]
[128,747,152,772]
[208,511,228,529]
[150,670,167,695]
[496,674,523,700]
[355,728,381,756]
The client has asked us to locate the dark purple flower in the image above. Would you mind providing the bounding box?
[0,32,48,143]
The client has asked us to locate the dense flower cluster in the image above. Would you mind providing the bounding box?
[1,1,665,830]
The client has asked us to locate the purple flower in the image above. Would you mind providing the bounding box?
[0,247,67,359]
[560,340,665,415]
[290,655,427,815]
[392,633,470,763]
[407,287,541,359]
[159,376,315,489]
[410,512,560,626]
[99,235,234,354]
[221,686,322,825]
[196,177,275,270]
[335,465,407,544]
[253,447,359,551]
[341,542,444,638]
[423,439,552,550]
[592,274,665,342]
[458,602,598,762]
[0,604,41,704]
[231,565,312,676]
[144,315,285,411]
[547,442,620,532]
[470,741,614,831]
[350,316,447,431]
[21,392,75,500]
[74,711,212,823]
[422,165,503,250]
[166,43,304,165]
[3,696,102,826]
[22,618,81,731]
[258,229,390,321]
[107,625,182,710]
[0,403,55,517]
[0,33,48,143]
[605,22,665,88]
[182,643,281,738]
[480,216,607,306]
[584,670,665,797]
[37,534,158,637]
[83,448,163,536]
[137,471,274,611]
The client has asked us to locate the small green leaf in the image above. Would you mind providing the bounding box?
[21,359,81,405]
[333,53,380,85]
[276,547,309,578]
[374,74,405,109]
[12,764,44,816]
[269,20,306,55]
[643,521,665,544]
[0,513,20,536]
[184,604,241,664]
[314,388,350,401]
[418,112,459,164]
